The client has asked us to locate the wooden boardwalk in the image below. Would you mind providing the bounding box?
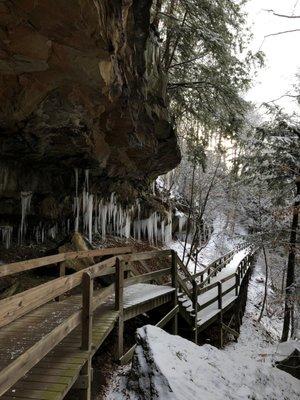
[0,245,255,399]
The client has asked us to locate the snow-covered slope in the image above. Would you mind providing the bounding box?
[169,213,247,275]
[106,253,299,400]
[107,325,299,400]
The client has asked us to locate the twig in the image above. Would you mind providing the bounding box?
[263,9,300,18]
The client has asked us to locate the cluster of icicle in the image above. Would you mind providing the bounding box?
[73,169,173,244]
[0,225,13,249]
[0,169,183,249]
[175,210,213,245]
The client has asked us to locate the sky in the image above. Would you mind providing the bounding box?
[245,0,300,113]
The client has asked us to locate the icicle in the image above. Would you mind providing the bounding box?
[87,194,93,243]
[0,226,13,249]
[74,197,80,232]
[85,169,89,193]
[0,167,9,192]
[161,220,165,243]
[73,168,80,232]
[48,224,57,239]
[162,210,173,244]
[74,168,79,197]
[152,181,155,195]
[20,191,32,244]
[124,213,131,238]
[178,216,186,234]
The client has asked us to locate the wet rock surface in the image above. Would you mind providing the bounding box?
[0,0,180,227]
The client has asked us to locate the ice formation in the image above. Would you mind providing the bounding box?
[1,169,212,249]
[0,225,13,249]
[0,167,9,192]
[69,170,175,244]
[19,191,32,244]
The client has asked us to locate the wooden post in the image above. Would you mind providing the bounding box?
[219,315,224,348]
[80,271,93,400]
[115,258,124,360]
[192,280,198,344]
[207,268,211,284]
[217,281,223,347]
[171,251,178,335]
[81,272,93,351]
[171,251,177,288]
[217,282,222,310]
[56,262,66,302]
[235,269,240,296]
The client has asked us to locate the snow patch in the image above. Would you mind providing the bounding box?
[106,325,299,400]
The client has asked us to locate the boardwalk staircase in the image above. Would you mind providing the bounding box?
[0,244,255,400]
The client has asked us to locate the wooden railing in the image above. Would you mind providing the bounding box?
[0,253,124,396]
[0,245,255,396]
[0,246,132,278]
[191,243,248,285]
[194,252,253,322]
[0,248,176,397]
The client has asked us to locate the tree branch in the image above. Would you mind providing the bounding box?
[264,9,300,18]
[264,29,300,38]
[168,80,213,88]
[262,93,300,105]
[169,55,206,69]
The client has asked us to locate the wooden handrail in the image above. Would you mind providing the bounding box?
[119,249,171,262]
[192,244,248,281]
[176,254,194,284]
[0,256,117,328]
[0,246,131,278]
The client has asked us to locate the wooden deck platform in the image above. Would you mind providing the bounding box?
[2,302,119,400]
[0,283,174,399]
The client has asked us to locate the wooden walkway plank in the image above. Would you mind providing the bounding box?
[2,300,120,399]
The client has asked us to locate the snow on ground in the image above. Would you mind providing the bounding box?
[105,256,299,400]
[197,214,247,265]
[246,251,284,340]
[106,324,299,400]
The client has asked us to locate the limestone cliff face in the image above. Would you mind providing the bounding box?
[0,0,180,226]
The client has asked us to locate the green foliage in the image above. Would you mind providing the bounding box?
[154,0,263,137]
[186,137,207,171]
[241,111,300,196]
[238,109,300,245]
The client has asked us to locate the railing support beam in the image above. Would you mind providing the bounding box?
[80,271,93,400]
[171,251,178,335]
[115,258,124,361]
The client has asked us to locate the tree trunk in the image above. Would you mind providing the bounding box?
[258,245,268,322]
[281,176,300,342]
[185,158,220,268]
[182,163,196,261]
[152,0,163,28]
